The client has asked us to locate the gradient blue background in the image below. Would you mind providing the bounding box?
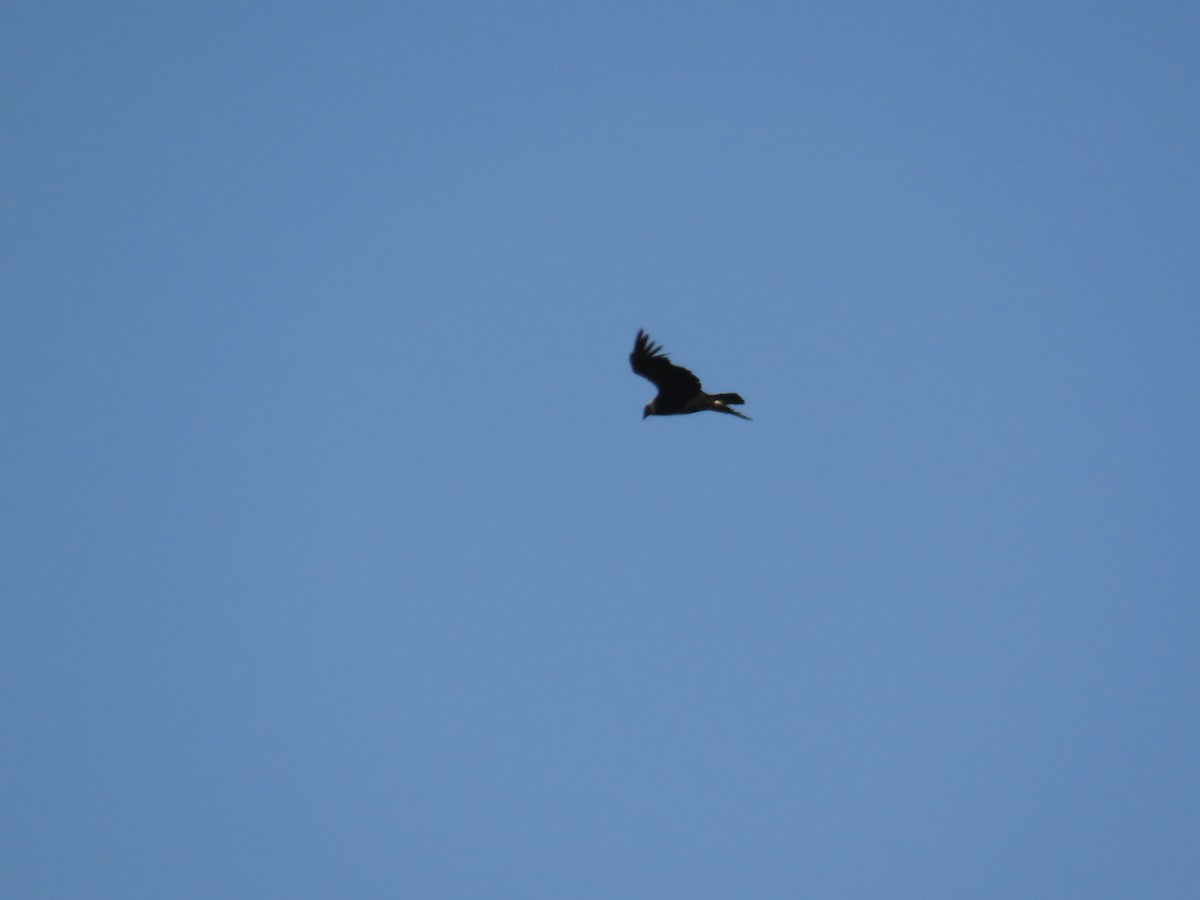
[4,3,1198,897]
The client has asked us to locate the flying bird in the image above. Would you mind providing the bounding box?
[630,329,751,421]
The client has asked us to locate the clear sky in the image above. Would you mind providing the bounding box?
[4,3,1198,898]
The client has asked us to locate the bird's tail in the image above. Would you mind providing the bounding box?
[711,393,751,420]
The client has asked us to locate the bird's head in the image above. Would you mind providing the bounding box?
[642,402,654,420]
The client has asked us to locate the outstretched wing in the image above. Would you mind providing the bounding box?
[630,329,702,398]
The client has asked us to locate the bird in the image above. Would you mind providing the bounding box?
[630,329,751,421]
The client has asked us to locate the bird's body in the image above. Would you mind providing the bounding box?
[629,329,751,421]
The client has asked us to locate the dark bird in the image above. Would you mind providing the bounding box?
[630,329,751,421]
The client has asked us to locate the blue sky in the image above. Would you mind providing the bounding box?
[4,3,1199,897]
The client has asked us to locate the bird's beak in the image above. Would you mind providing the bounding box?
[642,409,649,420]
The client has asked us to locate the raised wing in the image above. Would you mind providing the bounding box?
[630,329,702,398]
